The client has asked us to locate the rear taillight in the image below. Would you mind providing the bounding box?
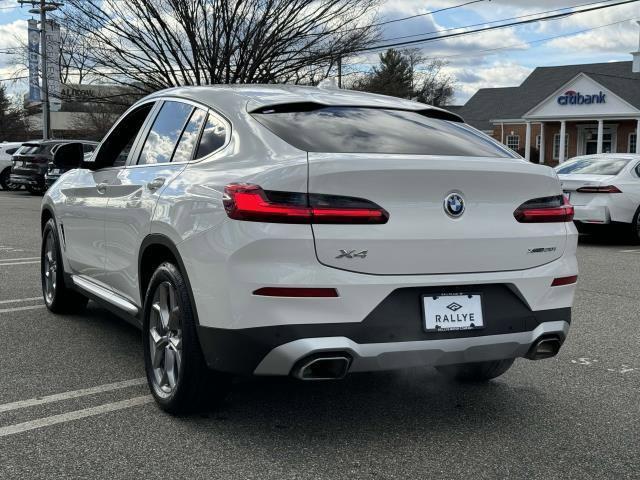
[514,195,574,223]
[575,185,622,193]
[223,183,389,224]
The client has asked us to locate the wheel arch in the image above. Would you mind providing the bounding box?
[138,234,201,325]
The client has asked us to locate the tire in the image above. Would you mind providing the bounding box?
[41,218,88,313]
[0,168,19,191]
[631,207,640,244]
[435,358,515,382]
[143,262,230,414]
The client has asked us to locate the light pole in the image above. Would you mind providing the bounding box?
[17,0,63,140]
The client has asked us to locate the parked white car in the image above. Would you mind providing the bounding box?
[556,154,640,241]
[0,141,23,190]
[41,85,578,413]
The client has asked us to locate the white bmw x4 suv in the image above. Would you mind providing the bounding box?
[41,85,578,413]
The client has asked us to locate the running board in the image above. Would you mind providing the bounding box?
[71,275,139,316]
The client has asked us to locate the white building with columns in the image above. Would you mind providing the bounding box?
[454,34,640,165]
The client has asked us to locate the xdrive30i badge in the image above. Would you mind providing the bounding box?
[336,249,368,259]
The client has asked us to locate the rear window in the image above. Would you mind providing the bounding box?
[252,106,516,157]
[19,144,52,155]
[556,157,629,175]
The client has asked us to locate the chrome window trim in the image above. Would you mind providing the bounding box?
[121,95,232,170]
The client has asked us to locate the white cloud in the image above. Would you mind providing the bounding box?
[446,61,532,102]
[0,19,27,51]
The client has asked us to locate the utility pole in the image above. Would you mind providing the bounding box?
[337,56,342,88]
[17,0,64,140]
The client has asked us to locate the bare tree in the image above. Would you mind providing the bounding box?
[68,106,121,140]
[58,29,96,85]
[59,0,380,93]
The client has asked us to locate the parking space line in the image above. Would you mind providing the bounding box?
[0,257,39,263]
[0,378,147,414]
[0,396,153,438]
[0,261,40,266]
[0,305,46,314]
[619,249,640,253]
[0,297,42,305]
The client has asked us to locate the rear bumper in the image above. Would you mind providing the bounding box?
[254,321,570,376]
[573,205,611,224]
[9,173,44,187]
[197,301,571,376]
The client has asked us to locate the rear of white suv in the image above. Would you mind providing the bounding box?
[40,86,578,414]
[556,154,640,240]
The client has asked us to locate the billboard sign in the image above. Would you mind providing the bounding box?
[27,19,40,103]
[44,20,62,112]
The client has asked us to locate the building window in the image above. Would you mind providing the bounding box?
[506,135,519,151]
[535,135,541,150]
[553,134,569,160]
[629,133,637,153]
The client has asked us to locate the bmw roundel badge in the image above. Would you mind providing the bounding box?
[444,192,465,218]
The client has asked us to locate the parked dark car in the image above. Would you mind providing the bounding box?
[10,140,97,194]
[45,144,97,188]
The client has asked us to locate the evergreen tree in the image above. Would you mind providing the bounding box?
[359,49,413,98]
[353,49,455,107]
[0,85,29,141]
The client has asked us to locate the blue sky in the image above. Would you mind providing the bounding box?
[1,0,639,103]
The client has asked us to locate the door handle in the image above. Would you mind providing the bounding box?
[96,183,108,194]
[147,177,166,192]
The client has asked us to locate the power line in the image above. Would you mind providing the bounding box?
[376,0,624,44]
[346,16,638,68]
[360,0,640,52]
[372,0,485,27]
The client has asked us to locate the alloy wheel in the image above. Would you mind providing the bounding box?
[43,231,57,304]
[148,281,183,395]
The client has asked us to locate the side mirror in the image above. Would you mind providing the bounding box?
[53,142,85,169]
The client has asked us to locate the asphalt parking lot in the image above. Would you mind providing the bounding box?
[0,189,638,480]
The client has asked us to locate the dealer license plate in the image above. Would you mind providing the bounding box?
[423,294,484,332]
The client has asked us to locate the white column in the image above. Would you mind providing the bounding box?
[539,123,545,164]
[501,122,504,144]
[524,121,532,162]
[597,119,604,154]
[559,121,567,163]
[636,119,640,154]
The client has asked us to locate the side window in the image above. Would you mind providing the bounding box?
[195,113,227,160]
[94,103,154,169]
[83,143,96,153]
[5,148,17,155]
[138,101,193,165]
[172,108,207,163]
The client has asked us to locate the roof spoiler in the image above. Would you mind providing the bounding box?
[249,101,464,123]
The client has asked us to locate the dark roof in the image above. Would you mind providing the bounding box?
[21,139,97,145]
[456,61,640,130]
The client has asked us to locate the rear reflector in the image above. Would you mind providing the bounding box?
[551,275,578,287]
[576,185,622,193]
[514,195,574,223]
[253,287,339,297]
[223,183,388,224]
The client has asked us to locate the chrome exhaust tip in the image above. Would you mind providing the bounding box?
[292,354,352,380]
[527,337,561,360]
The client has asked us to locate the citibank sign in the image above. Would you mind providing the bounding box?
[557,90,606,106]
